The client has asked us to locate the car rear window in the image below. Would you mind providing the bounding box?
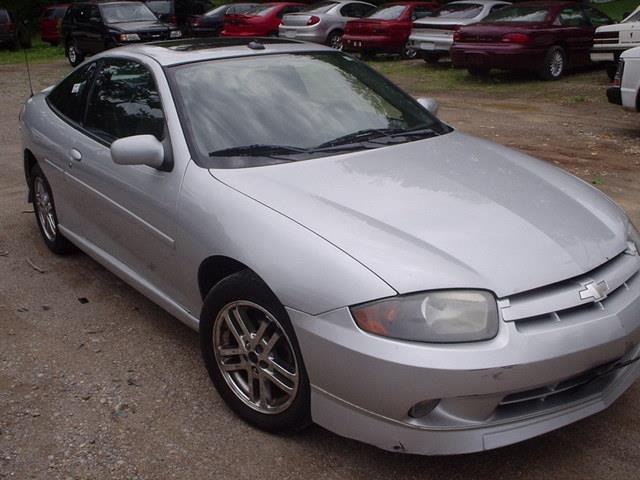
[0,9,10,24]
[367,5,407,20]
[243,4,277,16]
[432,3,482,19]
[302,1,339,13]
[483,6,550,23]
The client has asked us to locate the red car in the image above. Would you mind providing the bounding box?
[221,3,306,37]
[343,2,437,58]
[450,1,612,80]
[39,3,70,46]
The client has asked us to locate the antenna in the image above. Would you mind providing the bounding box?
[22,19,34,97]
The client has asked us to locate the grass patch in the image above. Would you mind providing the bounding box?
[591,0,639,21]
[0,37,65,65]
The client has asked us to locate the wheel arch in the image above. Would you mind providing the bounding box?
[24,149,38,203]
[198,255,255,300]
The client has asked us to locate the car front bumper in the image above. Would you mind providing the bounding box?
[287,267,640,454]
[278,24,327,44]
[591,46,628,63]
[451,43,546,70]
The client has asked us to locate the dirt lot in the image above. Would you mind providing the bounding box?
[1,59,640,480]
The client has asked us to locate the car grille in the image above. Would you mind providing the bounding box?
[497,251,640,327]
[139,31,169,42]
[593,31,619,45]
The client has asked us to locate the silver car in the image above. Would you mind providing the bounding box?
[278,0,375,48]
[19,39,640,455]
[409,0,510,63]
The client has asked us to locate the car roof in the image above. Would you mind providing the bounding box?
[98,37,335,67]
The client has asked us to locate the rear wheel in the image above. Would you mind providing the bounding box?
[66,40,84,67]
[400,40,417,60]
[327,30,343,50]
[539,46,565,81]
[200,270,311,433]
[30,164,75,255]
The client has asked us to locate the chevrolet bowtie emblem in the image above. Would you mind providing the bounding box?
[579,280,609,302]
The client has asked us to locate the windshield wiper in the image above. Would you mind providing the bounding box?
[314,128,406,149]
[208,144,307,157]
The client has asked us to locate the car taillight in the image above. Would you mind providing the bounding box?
[501,33,530,44]
[307,15,320,26]
[191,18,200,26]
[613,59,624,86]
[453,31,462,42]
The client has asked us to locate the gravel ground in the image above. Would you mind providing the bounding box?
[1,59,640,480]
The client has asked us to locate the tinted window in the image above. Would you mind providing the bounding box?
[302,2,339,14]
[342,3,375,18]
[146,0,173,15]
[100,2,157,23]
[169,52,447,168]
[483,6,550,23]
[584,7,611,27]
[559,8,589,27]
[48,63,97,124]
[412,6,434,20]
[368,5,407,20]
[85,60,165,143]
[432,3,482,19]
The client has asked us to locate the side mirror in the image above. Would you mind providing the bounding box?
[111,135,165,169]
[416,97,439,116]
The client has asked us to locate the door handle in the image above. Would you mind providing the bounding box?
[69,149,82,162]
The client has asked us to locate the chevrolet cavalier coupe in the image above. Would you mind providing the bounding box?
[19,38,640,455]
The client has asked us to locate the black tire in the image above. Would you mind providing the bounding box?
[30,164,75,255]
[468,66,490,77]
[326,30,343,50]
[65,40,84,67]
[400,40,417,60]
[200,270,311,433]
[539,46,565,81]
[421,52,440,64]
[606,63,617,82]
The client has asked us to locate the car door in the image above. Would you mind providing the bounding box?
[64,57,187,299]
[85,4,106,53]
[558,7,593,67]
[73,4,92,52]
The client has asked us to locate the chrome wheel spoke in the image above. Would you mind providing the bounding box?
[262,366,295,393]
[262,332,280,357]
[218,346,244,357]
[257,372,272,406]
[220,359,249,372]
[223,311,245,345]
[232,307,252,339]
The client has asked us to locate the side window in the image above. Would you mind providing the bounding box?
[84,59,165,144]
[76,4,90,23]
[340,3,358,17]
[48,62,97,124]
[559,8,589,27]
[584,7,611,27]
[88,5,101,23]
[357,4,376,18]
[490,4,508,14]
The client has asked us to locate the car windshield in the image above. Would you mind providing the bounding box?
[100,2,158,23]
[483,6,550,23]
[205,5,228,15]
[302,1,338,13]
[0,9,10,24]
[624,10,640,22]
[169,52,449,168]
[367,5,407,20]
[432,3,482,19]
[145,1,172,15]
[243,4,277,16]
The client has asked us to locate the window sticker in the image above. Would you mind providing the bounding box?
[71,82,82,94]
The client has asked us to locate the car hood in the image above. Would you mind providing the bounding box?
[211,131,628,298]
[110,20,171,32]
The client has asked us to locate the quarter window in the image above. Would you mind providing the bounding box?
[84,59,165,144]
[48,62,97,124]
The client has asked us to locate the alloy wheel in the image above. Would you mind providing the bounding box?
[67,44,77,64]
[34,176,57,242]
[213,301,299,414]
[549,50,563,78]
[329,33,343,50]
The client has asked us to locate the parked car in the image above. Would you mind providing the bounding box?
[278,1,376,49]
[20,37,640,455]
[143,0,212,27]
[408,0,511,63]
[343,2,437,59]
[607,46,640,112]
[184,3,258,37]
[221,3,306,37]
[0,8,31,50]
[61,1,182,66]
[450,1,613,80]
[39,3,70,46]
[592,6,640,80]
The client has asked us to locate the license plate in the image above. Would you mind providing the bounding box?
[590,52,615,62]
[420,42,435,51]
[283,30,296,38]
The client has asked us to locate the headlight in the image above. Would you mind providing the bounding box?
[170,30,182,38]
[350,290,498,343]
[118,33,140,42]
[626,221,640,256]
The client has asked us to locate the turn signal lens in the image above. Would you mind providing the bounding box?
[351,290,499,343]
[501,33,530,44]
[307,15,320,25]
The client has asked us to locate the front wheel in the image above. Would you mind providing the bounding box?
[400,40,417,60]
[539,46,565,81]
[200,270,311,433]
[31,164,75,255]
[326,30,343,50]
[66,40,84,67]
